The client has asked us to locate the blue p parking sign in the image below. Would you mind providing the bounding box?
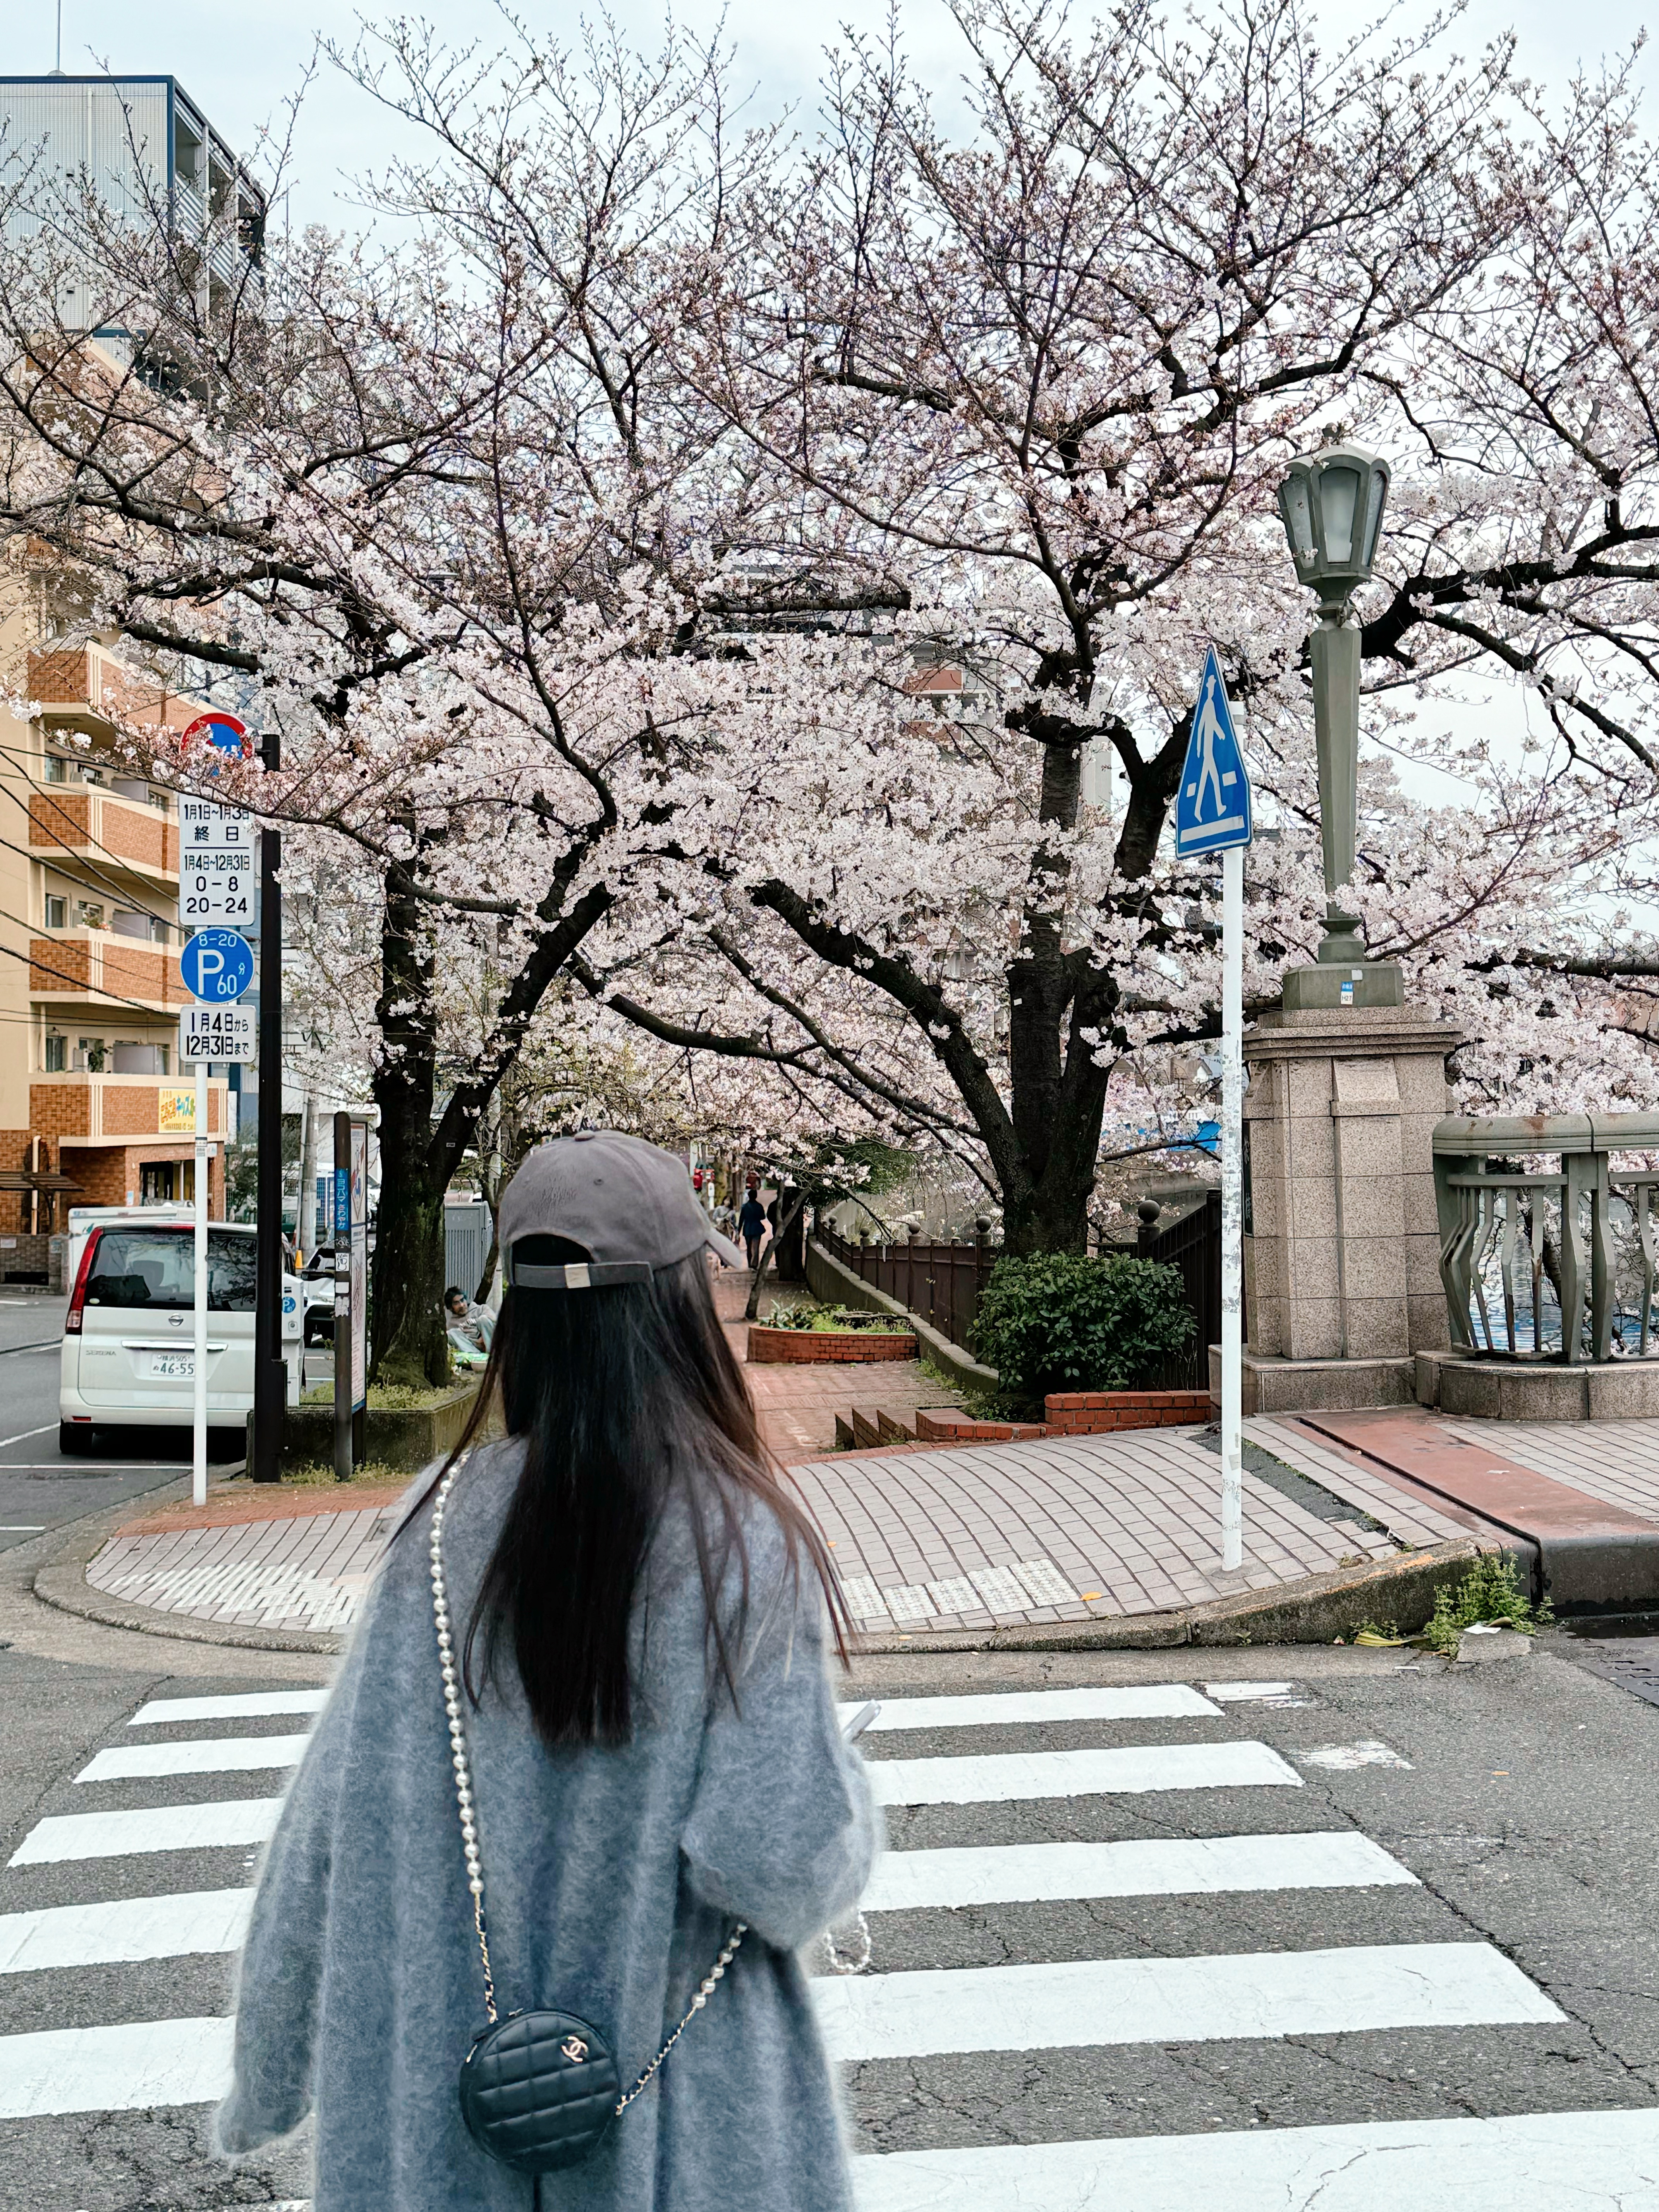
[181,928,254,1002]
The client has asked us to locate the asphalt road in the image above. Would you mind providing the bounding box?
[3,1548,1659,2203]
[0,1297,207,1557]
[5,1386,1659,2207]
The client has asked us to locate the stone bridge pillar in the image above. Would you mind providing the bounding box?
[1229,1004,1463,1415]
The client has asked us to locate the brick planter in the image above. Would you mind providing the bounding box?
[748,1324,917,1364]
[1045,1388,1214,1434]
[250,1381,482,1475]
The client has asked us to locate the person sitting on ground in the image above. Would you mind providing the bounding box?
[443,1285,493,1355]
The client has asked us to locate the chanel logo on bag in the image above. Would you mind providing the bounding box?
[560,2035,589,2064]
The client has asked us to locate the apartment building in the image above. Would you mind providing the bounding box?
[0,625,229,1279]
[0,74,265,333]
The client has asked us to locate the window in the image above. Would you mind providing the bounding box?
[44,896,66,930]
[148,788,172,814]
[83,1226,258,1311]
[149,916,170,944]
[76,1037,106,1073]
[75,902,104,931]
[43,1034,65,1073]
[42,755,67,784]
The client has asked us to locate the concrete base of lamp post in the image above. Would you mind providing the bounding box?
[1239,1002,1463,1407]
[1207,1344,1417,1415]
[1279,960,1405,1012]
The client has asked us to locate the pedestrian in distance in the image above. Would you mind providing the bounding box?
[736,1187,768,1271]
[217,1130,878,2212]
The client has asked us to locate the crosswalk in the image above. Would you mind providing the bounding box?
[4,1678,1659,2206]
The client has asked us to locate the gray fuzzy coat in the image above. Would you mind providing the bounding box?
[216,1440,879,2212]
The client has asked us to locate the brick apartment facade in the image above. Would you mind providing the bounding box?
[0,632,231,1273]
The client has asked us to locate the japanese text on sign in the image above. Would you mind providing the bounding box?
[180,1005,254,1061]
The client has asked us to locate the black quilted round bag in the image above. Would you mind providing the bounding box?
[459,2008,622,2171]
[429,1456,745,2175]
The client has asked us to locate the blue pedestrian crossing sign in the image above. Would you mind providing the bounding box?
[1175,647,1253,857]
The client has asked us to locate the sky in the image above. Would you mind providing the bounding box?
[18,0,1659,230]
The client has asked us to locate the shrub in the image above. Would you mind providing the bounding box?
[971,1252,1197,1409]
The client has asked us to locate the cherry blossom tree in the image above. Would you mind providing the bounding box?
[575,0,1659,1253]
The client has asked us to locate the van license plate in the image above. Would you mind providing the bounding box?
[146,1353,195,1379]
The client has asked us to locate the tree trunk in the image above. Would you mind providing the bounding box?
[370,835,450,1388]
[371,1161,451,1388]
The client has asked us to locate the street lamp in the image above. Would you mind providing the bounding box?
[1275,445,1400,1006]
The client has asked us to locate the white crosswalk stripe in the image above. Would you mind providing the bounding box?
[861,1829,1417,1911]
[0,1889,253,1973]
[867,1739,1301,1804]
[840,1686,1222,1729]
[0,2015,233,2118]
[130,1689,330,1726]
[850,2108,1659,2212]
[10,1795,283,1865]
[816,1941,1561,2061]
[5,1668,1657,2212]
[76,1731,310,1783]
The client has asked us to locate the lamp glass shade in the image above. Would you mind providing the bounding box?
[1361,466,1388,567]
[1319,464,1360,564]
[1280,474,1315,560]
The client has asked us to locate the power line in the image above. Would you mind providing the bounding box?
[0,742,185,936]
[0,911,184,1022]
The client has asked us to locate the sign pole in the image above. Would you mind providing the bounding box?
[1172,644,1253,1576]
[191,1056,209,1509]
[1220,842,1245,1571]
[253,793,284,1481]
[333,1110,352,1482]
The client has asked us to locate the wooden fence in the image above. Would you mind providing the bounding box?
[1136,1187,1222,1391]
[815,1219,998,1353]
[817,1190,1222,1382]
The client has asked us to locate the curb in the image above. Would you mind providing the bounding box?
[26,1508,1508,1664]
[31,1511,346,1658]
[848,1537,1501,1655]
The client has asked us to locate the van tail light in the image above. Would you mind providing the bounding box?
[64,1229,100,1334]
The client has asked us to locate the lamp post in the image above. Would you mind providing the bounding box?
[1276,445,1401,1009]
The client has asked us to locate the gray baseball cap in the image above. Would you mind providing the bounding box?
[498,1131,745,1288]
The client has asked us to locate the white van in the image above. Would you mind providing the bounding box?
[60,1213,301,1453]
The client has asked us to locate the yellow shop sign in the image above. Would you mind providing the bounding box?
[159,1089,196,1133]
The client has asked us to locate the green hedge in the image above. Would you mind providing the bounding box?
[971,1252,1197,1409]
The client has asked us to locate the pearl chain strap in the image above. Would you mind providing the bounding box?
[429,1451,747,2111]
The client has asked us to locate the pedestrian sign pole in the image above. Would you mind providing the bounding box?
[1175,647,1254,1572]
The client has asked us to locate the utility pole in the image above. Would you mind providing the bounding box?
[252,733,283,1482]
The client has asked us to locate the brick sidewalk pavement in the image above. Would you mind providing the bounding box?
[714,1267,968,1459]
[71,1268,1549,1645]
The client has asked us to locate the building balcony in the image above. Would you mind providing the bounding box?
[31,929,190,1013]
[31,1071,230,1146]
[29,786,179,885]
[28,643,201,744]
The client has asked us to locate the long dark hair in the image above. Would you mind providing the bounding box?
[436,1236,847,1748]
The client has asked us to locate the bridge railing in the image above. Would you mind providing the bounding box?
[1433,1113,1659,1363]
